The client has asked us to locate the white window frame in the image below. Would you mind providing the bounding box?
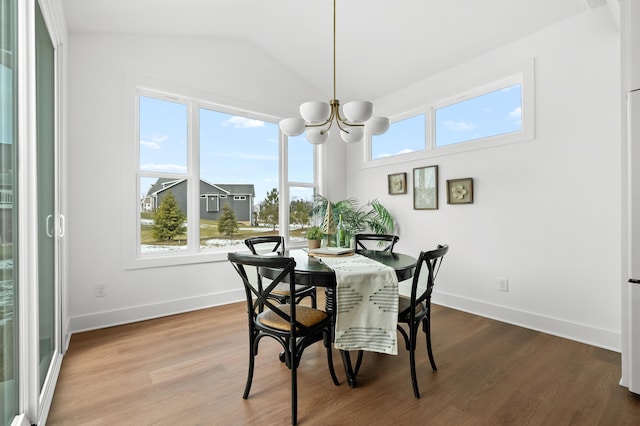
[364,60,534,168]
[280,133,319,246]
[431,74,529,152]
[124,80,306,269]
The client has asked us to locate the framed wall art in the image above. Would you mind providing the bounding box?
[413,165,438,210]
[447,177,474,204]
[388,172,407,195]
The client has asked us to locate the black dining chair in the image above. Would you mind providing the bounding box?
[397,244,448,398]
[245,236,317,308]
[354,233,399,253]
[228,252,340,425]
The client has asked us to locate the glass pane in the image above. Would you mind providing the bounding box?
[139,96,187,174]
[0,0,18,422]
[289,187,315,244]
[371,114,426,160]
[139,177,188,253]
[435,83,522,147]
[36,1,55,391]
[199,108,279,250]
[288,134,313,183]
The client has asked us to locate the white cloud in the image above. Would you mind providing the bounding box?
[509,106,522,121]
[151,134,168,143]
[140,134,168,149]
[396,148,415,155]
[374,148,416,160]
[140,140,161,149]
[140,164,187,173]
[223,116,266,128]
[443,120,476,131]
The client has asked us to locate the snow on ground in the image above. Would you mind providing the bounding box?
[141,223,306,253]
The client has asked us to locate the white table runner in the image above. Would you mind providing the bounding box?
[319,253,399,355]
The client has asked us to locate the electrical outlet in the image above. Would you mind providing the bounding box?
[498,278,509,292]
[95,284,107,298]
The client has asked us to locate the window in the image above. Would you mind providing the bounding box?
[371,114,426,160]
[366,65,533,166]
[435,82,522,147]
[287,134,316,243]
[135,88,313,264]
[139,96,189,253]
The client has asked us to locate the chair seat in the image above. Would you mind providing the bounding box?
[398,296,425,321]
[258,305,329,331]
[271,283,314,296]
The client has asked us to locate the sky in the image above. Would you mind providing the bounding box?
[139,83,522,204]
[372,83,522,159]
[139,96,314,204]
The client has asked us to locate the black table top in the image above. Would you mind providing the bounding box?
[279,249,417,287]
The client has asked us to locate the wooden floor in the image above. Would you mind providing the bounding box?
[48,295,640,425]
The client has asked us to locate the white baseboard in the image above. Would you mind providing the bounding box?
[68,289,245,334]
[432,290,621,352]
[67,288,620,353]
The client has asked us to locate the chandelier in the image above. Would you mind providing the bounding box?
[278,0,390,145]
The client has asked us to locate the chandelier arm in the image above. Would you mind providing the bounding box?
[335,119,364,134]
[304,119,331,129]
[335,106,365,130]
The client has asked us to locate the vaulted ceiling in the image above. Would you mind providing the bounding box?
[61,0,611,101]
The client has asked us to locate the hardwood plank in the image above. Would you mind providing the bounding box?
[48,301,640,425]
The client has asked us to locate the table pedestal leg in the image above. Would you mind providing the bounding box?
[327,288,367,387]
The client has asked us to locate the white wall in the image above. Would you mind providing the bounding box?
[347,7,622,350]
[66,34,328,332]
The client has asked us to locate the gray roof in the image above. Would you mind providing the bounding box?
[147,178,254,197]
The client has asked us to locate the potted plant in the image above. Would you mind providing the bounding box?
[305,226,324,249]
[311,195,395,247]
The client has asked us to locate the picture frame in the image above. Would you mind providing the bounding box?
[413,165,438,210]
[447,177,474,204]
[388,172,407,195]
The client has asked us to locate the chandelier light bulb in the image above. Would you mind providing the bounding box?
[279,117,305,136]
[365,116,390,135]
[342,101,373,124]
[340,127,364,143]
[300,101,331,124]
[306,127,330,145]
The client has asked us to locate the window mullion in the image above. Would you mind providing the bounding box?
[280,130,289,242]
[188,101,200,252]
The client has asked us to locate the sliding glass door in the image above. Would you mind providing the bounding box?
[0,0,19,423]
[35,0,56,392]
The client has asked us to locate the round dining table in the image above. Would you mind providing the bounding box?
[268,248,418,387]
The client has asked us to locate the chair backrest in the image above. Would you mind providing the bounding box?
[354,233,399,253]
[399,244,448,317]
[245,236,285,255]
[228,252,312,336]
